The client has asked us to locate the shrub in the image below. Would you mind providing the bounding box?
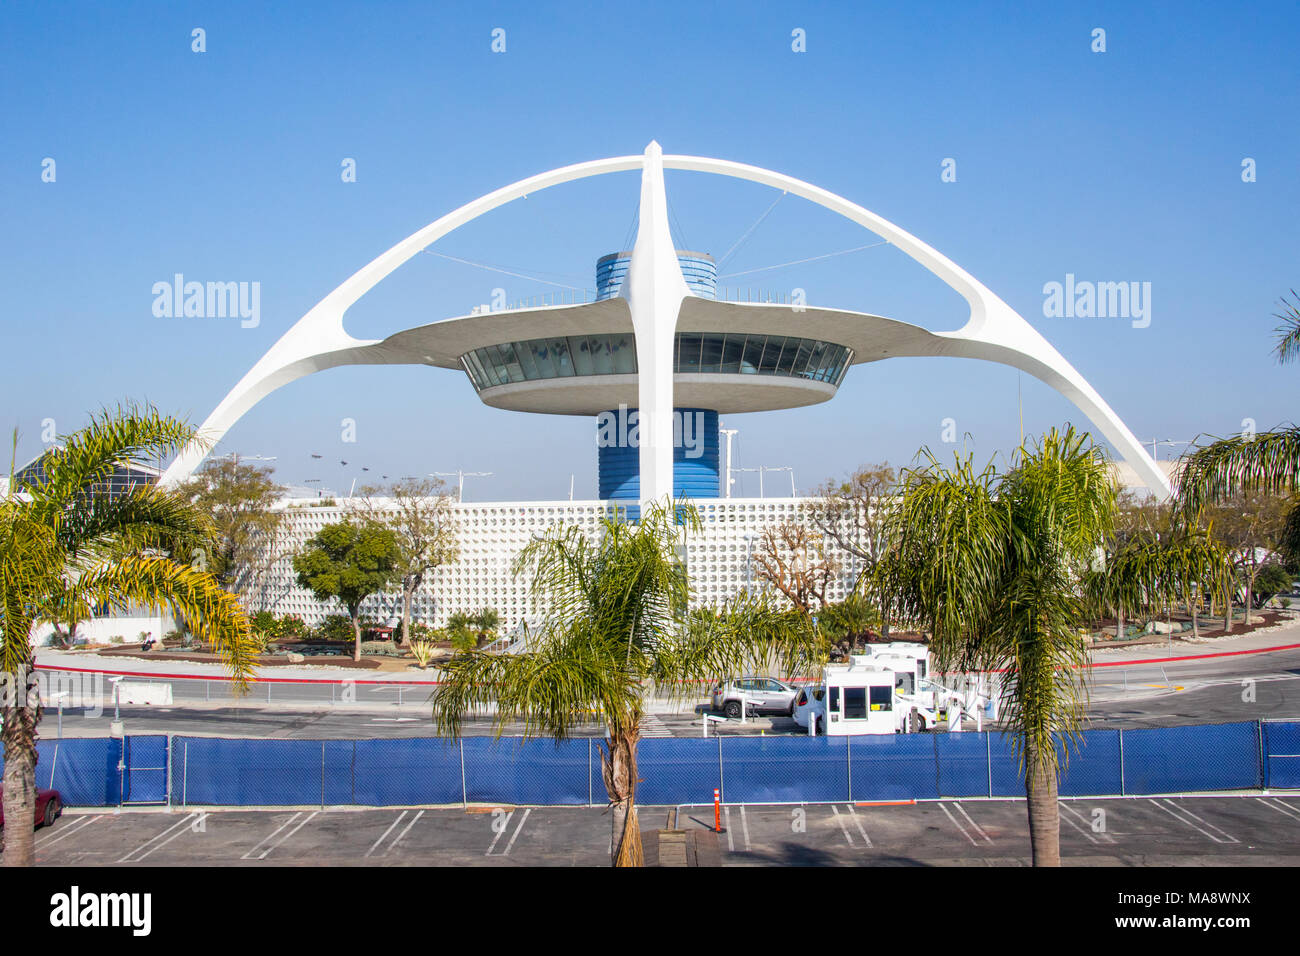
[358,640,404,657]
[410,640,436,669]
[316,615,354,643]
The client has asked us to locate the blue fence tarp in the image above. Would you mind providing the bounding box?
[1264,721,1300,789]
[2,720,1295,809]
[1121,721,1261,794]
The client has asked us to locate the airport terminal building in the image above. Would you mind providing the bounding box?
[151,142,1168,631]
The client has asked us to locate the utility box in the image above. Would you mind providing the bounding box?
[821,661,896,736]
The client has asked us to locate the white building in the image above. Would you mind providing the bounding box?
[258,495,869,631]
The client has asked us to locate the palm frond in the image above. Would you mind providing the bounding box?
[77,555,257,690]
[1274,290,1300,365]
[1176,428,1300,514]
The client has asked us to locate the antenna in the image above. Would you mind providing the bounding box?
[431,470,493,501]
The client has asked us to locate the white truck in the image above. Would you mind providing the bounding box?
[793,646,969,735]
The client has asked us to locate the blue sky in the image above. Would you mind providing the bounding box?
[3,1,1298,499]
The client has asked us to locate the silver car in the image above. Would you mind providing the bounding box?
[711,677,799,718]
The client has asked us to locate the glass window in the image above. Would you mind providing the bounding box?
[515,341,542,380]
[571,336,594,376]
[741,336,764,373]
[677,333,703,372]
[720,335,744,373]
[791,339,814,377]
[588,336,614,375]
[844,687,868,719]
[610,335,636,374]
[870,686,893,711]
[829,686,840,713]
[549,338,574,376]
[700,335,724,373]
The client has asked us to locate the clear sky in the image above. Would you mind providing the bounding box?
[4,1,1298,500]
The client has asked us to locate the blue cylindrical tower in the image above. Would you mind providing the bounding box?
[596,250,717,300]
[597,408,720,500]
[594,251,721,500]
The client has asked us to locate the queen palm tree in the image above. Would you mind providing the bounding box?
[874,427,1120,866]
[1177,292,1300,565]
[431,499,818,867]
[1,406,257,867]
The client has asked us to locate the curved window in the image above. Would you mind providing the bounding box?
[462,333,853,392]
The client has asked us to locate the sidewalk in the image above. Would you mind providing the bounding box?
[1088,615,1300,667]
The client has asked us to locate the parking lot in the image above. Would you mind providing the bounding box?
[24,794,1300,867]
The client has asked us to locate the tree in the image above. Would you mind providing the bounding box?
[430,500,818,866]
[178,456,287,609]
[752,523,839,614]
[1177,291,1300,565]
[356,478,458,645]
[447,608,498,652]
[2,406,257,867]
[1201,493,1291,626]
[874,428,1121,867]
[809,463,896,583]
[292,521,401,661]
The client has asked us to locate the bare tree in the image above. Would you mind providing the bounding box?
[753,523,838,614]
[356,477,459,644]
[808,463,896,584]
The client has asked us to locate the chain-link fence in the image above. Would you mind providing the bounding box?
[15,719,1298,809]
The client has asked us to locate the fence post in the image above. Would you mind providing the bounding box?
[48,741,60,792]
[986,731,993,798]
[182,740,188,807]
[1118,728,1126,796]
[459,738,467,808]
[321,740,326,809]
[587,738,593,807]
[846,736,853,802]
[1257,720,1267,791]
[166,735,173,809]
[717,734,724,805]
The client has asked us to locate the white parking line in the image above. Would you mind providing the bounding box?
[1059,801,1117,845]
[367,811,411,858]
[937,802,979,846]
[501,808,531,856]
[953,802,993,844]
[244,811,318,860]
[739,806,752,852]
[845,806,872,847]
[1259,797,1300,824]
[118,812,203,863]
[1149,799,1238,844]
[724,806,734,852]
[36,813,102,851]
[389,809,425,854]
[486,810,513,856]
[830,805,856,846]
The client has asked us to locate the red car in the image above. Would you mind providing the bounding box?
[0,789,62,829]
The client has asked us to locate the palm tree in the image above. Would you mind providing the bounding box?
[431,499,818,866]
[874,427,1118,866]
[1,406,257,867]
[1177,292,1300,554]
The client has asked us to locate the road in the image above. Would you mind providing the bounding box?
[34,624,1300,739]
[21,795,1300,867]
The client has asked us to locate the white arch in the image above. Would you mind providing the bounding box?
[160,145,1169,497]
